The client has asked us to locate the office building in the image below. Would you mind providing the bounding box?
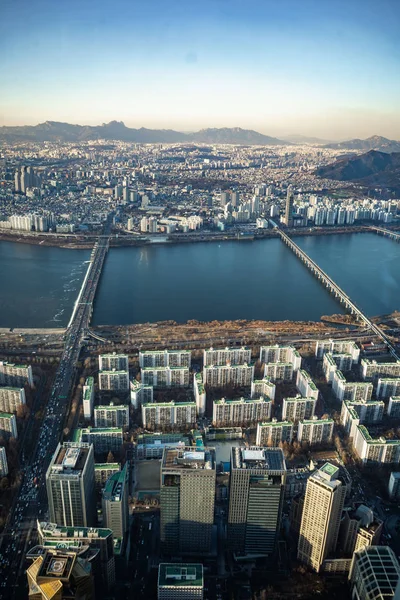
[315,339,360,363]
[0,446,8,476]
[212,396,272,427]
[139,350,191,368]
[203,346,251,366]
[296,370,319,400]
[361,359,400,380]
[264,362,294,382]
[332,370,373,403]
[297,417,334,445]
[389,472,400,501]
[251,377,276,401]
[203,363,254,387]
[94,462,120,491]
[228,447,286,556]
[26,548,94,600]
[94,403,129,428]
[0,386,26,414]
[46,442,95,527]
[0,412,17,438]
[99,353,129,372]
[141,366,189,388]
[0,361,33,387]
[37,521,116,591]
[136,433,189,460]
[256,420,294,446]
[102,464,129,541]
[158,564,203,600]
[160,447,216,555]
[353,426,400,464]
[142,401,197,430]
[376,378,400,399]
[130,380,153,408]
[298,463,346,572]
[349,546,400,600]
[82,377,95,420]
[388,397,400,418]
[76,427,123,455]
[282,396,316,422]
[259,345,301,370]
[99,370,129,391]
[193,373,206,416]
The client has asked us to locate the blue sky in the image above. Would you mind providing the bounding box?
[1,0,400,138]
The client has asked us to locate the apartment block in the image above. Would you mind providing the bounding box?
[228,447,286,555]
[76,427,123,454]
[332,370,373,403]
[256,420,294,446]
[297,417,334,445]
[388,396,400,418]
[193,373,206,417]
[0,386,26,414]
[0,361,33,388]
[94,403,129,428]
[203,363,254,387]
[142,401,197,430]
[282,396,316,422]
[82,377,94,420]
[260,345,302,371]
[130,380,153,408]
[264,362,294,382]
[203,346,251,366]
[99,370,129,391]
[353,425,400,464]
[99,353,129,372]
[388,472,400,501]
[315,339,360,363]
[212,396,272,427]
[296,370,319,400]
[251,377,276,401]
[0,412,17,438]
[361,359,400,380]
[0,446,8,476]
[160,447,216,554]
[139,350,191,368]
[141,367,189,388]
[376,378,400,399]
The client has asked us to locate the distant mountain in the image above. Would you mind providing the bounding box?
[280,134,333,145]
[324,135,400,153]
[0,121,289,146]
[316,150,400,189]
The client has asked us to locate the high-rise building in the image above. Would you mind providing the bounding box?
[349,546,400,600]
[283,186,294,227]
[0,446,8,476]
[282,396,316,422]
[102,464,129,541]
[75,427,123,455]
[14,166,41,193]
[212,396,272,427]
[142,401,197,430]
[139,350,191,368]
[160,447,216,555]
[82,376,95,420]
[228,447,286,556]
[256,420,293,446]
[296,370,319,400]
[361,359,400,380]
[98,370,129,391]
[158,564,204,600]
[46,442,95,527]
[251,377,276,400]
[0,386,26,413]
[193,373,206,416]
[94,403,129,428]
[203,363,254,387]
[376,378,400,399]
[0,412,18,438]
[298,463,346,572]
[259,345,301,370]
[141,366,189,388]
[94,462,120,491]
[130,380,154,409]
[0,361,33,387]
[297,417,334,445]
[264,362,294,382]
[203,346,251,366]
[98,353,129,372]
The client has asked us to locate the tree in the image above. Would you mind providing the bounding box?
[0,477,9,490]
[107,451,115,463]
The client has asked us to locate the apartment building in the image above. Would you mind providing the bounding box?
[142,401,197,430]
[99,353,129,372]
[353,425,400,464]
[141,366,189,388]
[264,362,294,382]
[259,345,302,371]
[332,370,373,403]
[297,417,334,445]
[282,396,316,422]
[315,340,360,363]
[130,380,153,408]
[212,396,272,427]
[361,359,400,380]
[0,446,8,477]
[376,378,400,399]
[82,377,94,420]
[296,370,319,400]
[0,412,18,438]
[94,403,129,428]
[76,427,123,454]
[203,346,251,366]
[139,349,191,368]
[0,386,26,413]
[388,396,400,418]
[0,361,33,388]
[98,370,129,392]
[203,363,254,387]
[250,377,276,400]
[193,373,206,417]
[256,420,294,446]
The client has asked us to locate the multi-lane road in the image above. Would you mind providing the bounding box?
[0,235,109,599]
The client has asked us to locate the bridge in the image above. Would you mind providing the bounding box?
[277,228,399,359]
[368,225,400,242]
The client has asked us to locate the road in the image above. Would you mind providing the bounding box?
[0,235,109,599]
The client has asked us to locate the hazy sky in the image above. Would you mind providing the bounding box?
[1,0,400,139]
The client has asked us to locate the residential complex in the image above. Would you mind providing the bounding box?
[94,403,129,428]
[228,447,286,556]
[99,352,129,372]
[259,345,301,370]
[341,400,384,439]
[142,401,197,430]
[296,370,319,400]
[264,362,294,382]
[98,370,129,392]
[282,396,316,422]
[332,370,373,403]
[141,366,189,388]
[0,361,33,388]
[256,420,294,446]
[139,350,191,368]
[361,359,400,380]
[203,346,251,366]
[297,418,334,445]
[353,426,400,464]
[315,340,360,363]
[203,363,254,387]
[0,386,26,413]
[376,378,400,399]
[212,396,272,427]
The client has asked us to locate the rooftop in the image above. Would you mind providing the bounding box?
[158,563,203,588]
[103,464,127,501]
[232,446,286,472]
[39,521,112,540]
[162,446,215,471]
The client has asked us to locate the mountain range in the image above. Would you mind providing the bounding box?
[324,135,400,153]
[0,121,290,146]
[316,150,400,189]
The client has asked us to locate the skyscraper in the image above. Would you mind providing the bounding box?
[160,447,216,555]
[158,564,204,600]
[298,463,346,572]
[102,464,129,541]
[228,447,286,556]
[46,442,95,527]
[283,185,294,227]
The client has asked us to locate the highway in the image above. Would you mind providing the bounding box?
[0,235,109,599]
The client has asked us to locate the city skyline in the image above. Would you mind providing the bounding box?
[1,0,400,139]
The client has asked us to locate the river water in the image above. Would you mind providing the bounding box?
[0,233,399,328]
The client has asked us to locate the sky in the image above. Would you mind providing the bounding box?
[1,0,400,139]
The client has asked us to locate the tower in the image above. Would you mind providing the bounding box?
[228,447,286,556]
[298,462,345,572]
[284,185,294,227]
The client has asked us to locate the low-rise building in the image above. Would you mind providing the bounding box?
[94,403,129,428]
[142,401,197,430]
[297,417,334,445]
[203,346,251,366]
[296,370,319,400]
[158,563,204,600]
[130,380,153,408]
[376,378,400,399]
[251,377,276,400]
[212,396,272,426]
[203,363,254,387]
[99,370,129,391]
[264,362,294,382]
[0,386,26,414]
[0,411,17,438]
[282,396,316,422]
[139,349,191,368]
[353,425,400,464]
[256,419,294,446]
[141,366,189,388]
